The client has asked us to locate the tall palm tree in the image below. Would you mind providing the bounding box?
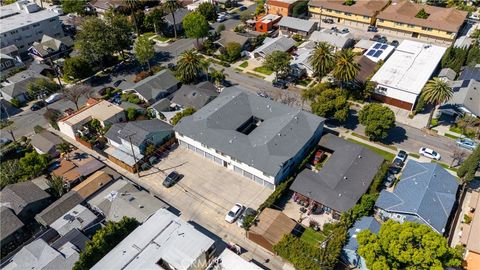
[308,42,335,80]
[332,49,360,87]
[176,50,204,83]
[420,77,453,129]
[124,0,140,35]
[164,0,181,39]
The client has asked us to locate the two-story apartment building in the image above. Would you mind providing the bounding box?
[376,0,467,43]
[0,0,64,56]
[266,0,303,17]
[308,0,389,29]
[174,86,324,190]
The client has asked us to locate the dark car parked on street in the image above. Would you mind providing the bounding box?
[163,171,181,188]
[30,101,46,111]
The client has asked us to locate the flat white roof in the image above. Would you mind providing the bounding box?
[0,2,59,33]
[212,249,263,270]
[60,100,124,126]
[91,209,215,270]
[371,40,446,95]
[363,42,395,63]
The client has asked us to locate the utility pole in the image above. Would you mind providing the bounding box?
[127,134,140,177]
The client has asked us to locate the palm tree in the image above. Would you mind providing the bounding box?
[308,42,335,80]
[332,49,360,87]
[420,77,453,129]
[124,0,140,35]
[164,0,181,39]
[176,50,205,83]
[210,68,226,86]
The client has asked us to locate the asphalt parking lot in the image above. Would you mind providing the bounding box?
[135,146,273,239]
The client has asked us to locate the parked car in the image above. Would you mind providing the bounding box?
[272,79,288,89]
[378,36,388,43]
[456,138,477,151]
[30,101,46,111]
[163,171,181,188]
[391,40,400,47]
[113,80,124,87]
[331,26,339,32]
[313,150,324,165]
[341,28,349,33]
[367,25,378,32]
[238,5,247,11]
[384,173,395,188]
[45,93,62,104]
[395,150,408,163]
[392,158,404,168]
[322,18,334,24]
[217,14,227,22]
[237,207,256,227]
[0,137,12,146]
[225,203,244,223]
[371,34,387,43]
[419,147,441,160]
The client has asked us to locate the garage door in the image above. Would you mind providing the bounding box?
[234,166,243,174]
[205,152,214,161]
[195,147,205,156]
[214,156,223,165]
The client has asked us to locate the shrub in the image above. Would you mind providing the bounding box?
[358,103,396,141]
[292,34,303,42]
[464,214,472,224]
[33,125,46,134]
[367,161,390,194]
[170,107,196,125]
[133,71,152,83]
[10,98,21,108]
[126,108,139,121]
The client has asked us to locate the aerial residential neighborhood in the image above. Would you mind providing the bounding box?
[0,0,479,269]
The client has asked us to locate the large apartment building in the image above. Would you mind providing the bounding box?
[376,0,468,42]
[0,0,64,55]
[308,0,389,29]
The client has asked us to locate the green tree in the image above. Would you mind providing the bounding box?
[292,1,308,17]
[301,82,328,105]
[357,220,463,270]
[48,175,65,198]
[255,2,265,15]
[263,50,292,81]
[240,11,254,23]
[164,0,182,39]
[183,12,209,46]
[75,17,115,67]
[466,44,480,67]
[210,68,226,86]
[176,50,205,83]
[333,49,360,86]
[421,77,453,128]
[225,42,242,62]
[18,151,49,180]
[134,36,155,72]
[126,108,138,121]
[0,159,22,189]
[73,217,140,270]
[358,103,395,141]
[104,10,134,58]
[311,88,350,122]
[63,56,94,82]
[308,42,335,80]
[61,0,87,14]
[457,145,480,183]
[171,107,196,125]
[197,2,217,22]
[124,0,140,35]
[143,8,165,35]
[27,78,60,99]
[441,46,468,72]
[216,24,226,33]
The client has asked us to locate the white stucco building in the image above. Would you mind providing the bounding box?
[174,86,324,189]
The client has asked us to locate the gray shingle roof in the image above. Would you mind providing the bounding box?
[132,70,179,102]
[30,131,63,155]
[30,35,73,57]
[105,119,173,147]
[438,68,457,81]
[1,77,41,98]
[51,228,89,251]
[0,206,24,242]
[290,134,384,213]
[442,79,480,117]
[174,86,324,177]
[150,98,172,112]
[344,216,380,251]
[171,82,218,110]
[278,16,317,33]
[376,160,459,234]
[216,31,250,48]
[162,8,189,25]
[253,36,295,57]
[309,30,354,49]
[35,191,83,226]
[1,181,50,216]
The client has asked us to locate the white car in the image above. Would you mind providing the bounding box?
[225,203,244,223]
[419,147,441,160]
[45,93,62,104]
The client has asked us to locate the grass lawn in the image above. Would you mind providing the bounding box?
[297,78,312,87]
[142,32,156,38]
[153,35,170,42]
[300,227,326,247]
[347,138,396,161]
[253,66,274,75]
[246,71,265,79]
[409,153,421,159]
[445,133,460,140]
[351,132,397,151]
[0,119,13,129]
[239,61,248,68]
[234,67,243,72]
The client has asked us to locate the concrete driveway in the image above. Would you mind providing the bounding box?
[135,145,272,239]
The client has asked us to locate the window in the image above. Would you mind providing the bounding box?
[407,24,415,28]
[394,22,404,26]
[33,23,40,27]
[378,19,384,23]
[344,12,351,16]
[363,16,369,19]
[421,27,432,31]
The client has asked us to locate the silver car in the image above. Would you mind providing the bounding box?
[456,138,477,151]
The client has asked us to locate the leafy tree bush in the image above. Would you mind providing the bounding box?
[457,145,480,183]
[48,175,65,198]
[292,1,308,17]
[367,161,390,193]
[311,88,350,122]
[441,46,468,73]
[225,42,242,62]
[273,234,323,270]
[183,12,209,46]
[0,159,22,189]
[133,70,152,83]
[126,108,139,121]
[75,17,116,67]
[197,2,217,21]
[466,44,480,67]
[73,217,140,270]
[18,151,50,180]
[134,35,155,71]
[357,220,463,270]
[415,8,430,19]
[170,107,196,125]
[264,51,292,80]
[10,98,21,108]
[121,93,142,104]
[63,56,94,82]
[358,104,395,141]
[216,23,226,33]
[62,0,87,14]
[27,78,60,98]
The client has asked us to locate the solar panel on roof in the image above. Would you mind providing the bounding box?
[461,80,470,87]
[373,43,382,49]
[381,44,388,49]
[366,50,376,56]
[373,50,383,57]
